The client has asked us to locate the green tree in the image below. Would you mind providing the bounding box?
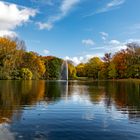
[126,42,140,78]
[86,57,103,79]
[108,62,117,79]
[98,63,107,80]
[43,56,62,80]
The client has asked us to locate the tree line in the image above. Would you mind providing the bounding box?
[0,37,140,80]
[76,42,140,79]
[0,37,76,80]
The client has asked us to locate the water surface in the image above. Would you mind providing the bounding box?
[0,80,140,140]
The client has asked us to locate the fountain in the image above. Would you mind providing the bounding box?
[61,60,68,81]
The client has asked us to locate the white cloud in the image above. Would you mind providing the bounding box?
[85,0,125,17]
[96,0,125,14]
[125,39,140,44]
[65,54,100,65]
[0,1,37,37]
[43,49,50,55]
[82,39,95,46]
[66,38,140,65]
[100,32,108,37]
[37,22,53,30]
[100,32,109,40]
[109,39,120,45]
[0,30,17,37]
[103,38,140,54]
[105,39,127,52]
[65,56,82,65]
[107,0,125,8]
[60,0,80,15]
[37,0,80,30]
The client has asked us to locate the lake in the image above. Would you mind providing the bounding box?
[0,80,140,140]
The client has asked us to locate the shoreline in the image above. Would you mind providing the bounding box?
[74,77,140,82]
[0,78,140,83]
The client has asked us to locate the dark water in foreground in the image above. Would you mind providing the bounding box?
[0,80,140,140]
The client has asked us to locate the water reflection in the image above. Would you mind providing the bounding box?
[45,81,68,102]
[103,81,140,120]
[0,81,44,123]
[0,80,139,139]
[0,80,140,121]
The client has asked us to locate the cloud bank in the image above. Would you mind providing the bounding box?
[0,1,37,37]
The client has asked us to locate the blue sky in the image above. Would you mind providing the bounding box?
[0,0,140,64]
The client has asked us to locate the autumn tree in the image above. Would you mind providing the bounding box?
[102,53,112,79]
[21,52,45,79]
[112,50,127,78]
[0,37,25,79]
[76,63,86,77]
[68,61,77,79]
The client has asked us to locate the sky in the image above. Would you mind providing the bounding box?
[0,0,140,65]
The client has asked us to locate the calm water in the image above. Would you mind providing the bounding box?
[0,80,140,140]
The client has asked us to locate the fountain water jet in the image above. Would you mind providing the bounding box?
[61,60,68,81]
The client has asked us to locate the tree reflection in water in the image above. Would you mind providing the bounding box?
[0,80,140,139]
[0,80,45,123]
[0,80,139,130]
